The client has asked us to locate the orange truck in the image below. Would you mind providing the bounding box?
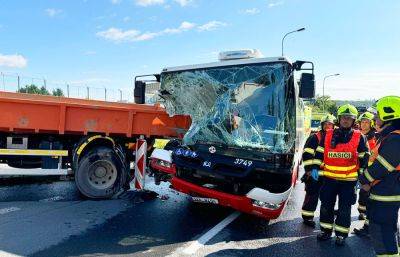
[0,90,190,198]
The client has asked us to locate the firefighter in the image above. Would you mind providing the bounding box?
[356,112,377,221]
[311,104,369,246]
[301,114,336,227]
[358,96,400,257]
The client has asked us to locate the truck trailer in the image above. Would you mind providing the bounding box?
[0,91,190,198]
[149,49,315,219]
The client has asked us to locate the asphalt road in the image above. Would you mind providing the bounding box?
[0,174,377,257]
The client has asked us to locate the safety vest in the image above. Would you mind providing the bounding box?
[316,131,322,143]
[322,129,361,181]
[368,130,400,186]
[367,137,376,153]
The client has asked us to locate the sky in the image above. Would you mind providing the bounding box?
[0,0,399,100]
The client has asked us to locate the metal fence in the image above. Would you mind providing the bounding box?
[0,72,139,103]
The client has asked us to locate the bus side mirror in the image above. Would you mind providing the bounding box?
[134,80,146,104]
[299,73,315,98]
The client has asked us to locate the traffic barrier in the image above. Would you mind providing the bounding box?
[134,137,147,190]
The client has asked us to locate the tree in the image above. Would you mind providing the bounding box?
[310,95,337,115]
[52,88,64,97]
[17,84,65,97]
[18,84,50,95]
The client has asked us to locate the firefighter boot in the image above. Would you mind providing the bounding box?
[335,236,346,246]
[303,219,316,228]
[317,231,332,241]
[353,226,370,238]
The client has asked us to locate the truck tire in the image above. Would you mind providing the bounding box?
[75,146,126,199]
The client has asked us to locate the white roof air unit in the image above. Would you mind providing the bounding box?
[218,49,263,61]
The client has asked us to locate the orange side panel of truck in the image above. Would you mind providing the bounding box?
[0,92,191,138]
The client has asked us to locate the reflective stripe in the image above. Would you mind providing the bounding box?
[334,225,350,234]
[365,219,369,225]
[320,222,333,230]
[368,161,373,166]
[304,148,315,155]
[313,159,323,165]
[357,205,367,211]
[359,168,364,175]
[324,164,357,172]
[320,171,358,179]
[370,193,400,202]
[0,149,68,157]
[301,210,314,217]
[376,254,399,257]
[316,146,324,153]
[303,160,314,166]
[364,169,375,183]
[376,155,396,172]
[359,152,366,158]
[76,135,115,155]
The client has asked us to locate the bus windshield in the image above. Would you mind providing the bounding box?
[159,62,296,153]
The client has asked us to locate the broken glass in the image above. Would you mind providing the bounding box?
[159,62,296,153]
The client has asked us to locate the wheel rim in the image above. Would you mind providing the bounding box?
[87,160,118,190]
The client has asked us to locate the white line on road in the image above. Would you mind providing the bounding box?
[0,251,23,257]
[172,211,241,256]
[0,207,21,215]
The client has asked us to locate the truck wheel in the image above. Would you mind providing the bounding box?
[75,146,126,199]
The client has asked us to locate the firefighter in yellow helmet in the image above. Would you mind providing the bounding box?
[355,112,377,223]
[358,96,400,257]
[300,114,336,227]
[311,104,370,246]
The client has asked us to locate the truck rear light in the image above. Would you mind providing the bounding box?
[251,200,281,210]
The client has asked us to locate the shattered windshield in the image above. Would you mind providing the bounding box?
[159,62,296,153]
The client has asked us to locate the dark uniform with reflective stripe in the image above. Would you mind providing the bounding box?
[358,129,377,217]
[359,125,400,257]
[301,131,324,221]
[312,128,369,237]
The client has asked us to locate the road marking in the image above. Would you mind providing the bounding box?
[177,211,241,255]
[0,207,21,215]
[0,251,23,257]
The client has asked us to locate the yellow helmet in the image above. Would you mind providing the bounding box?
[358,111,375,127]
[320,114,336,124]
[376,96,400,122]
[337,104,358,119]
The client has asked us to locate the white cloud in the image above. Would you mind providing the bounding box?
[135,0,165,6]
[84,51,96,55]
[173,0,193,7]
[0,54,27,68]
[198,21,227,31]
[111,0,122,4]
[123,16,131,22]
[45,8,62,17]
[96,21,196,42]
[96,27,141,42]
[178,21,196,30]
[243,8,260,15]
[268,1,284,8]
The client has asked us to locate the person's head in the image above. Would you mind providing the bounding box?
[337,104,358,129]
[320,114,336,131]
[358,112,375,134]
[375,95,400,130]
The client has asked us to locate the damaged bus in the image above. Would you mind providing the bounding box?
[145,49,315,219]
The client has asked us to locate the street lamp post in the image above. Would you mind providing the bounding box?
[322,73,340,112]
[281,27,305,56]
